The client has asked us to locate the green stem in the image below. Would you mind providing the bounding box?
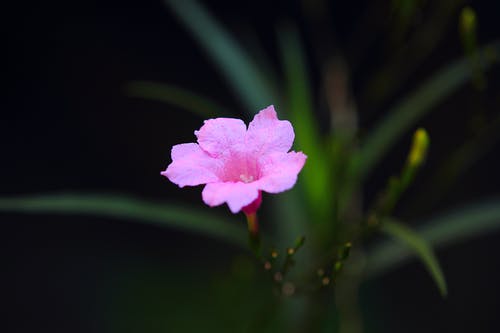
[245,212,261,258]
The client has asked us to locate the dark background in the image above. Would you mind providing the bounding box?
[2,0,500,332]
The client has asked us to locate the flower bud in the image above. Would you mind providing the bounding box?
[408,128,430,167]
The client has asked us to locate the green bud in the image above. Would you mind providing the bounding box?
[459,7,477,55]
[294,236,306,250]
[337,242,352,261]
[460,7,477,36]
[408,128,430,167]
[334,261,343,272]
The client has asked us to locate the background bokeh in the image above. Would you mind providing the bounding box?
[2,0,500,332]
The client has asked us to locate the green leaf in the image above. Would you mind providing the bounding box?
[125,80,230,118]
[104,255,284,332]
[366,198,500,286]
[356,40,500,180]
[163,0,279,114]
[379,219,447,297]
[0,193,246,248]
[417,197,500,247]
[277,22,331,224]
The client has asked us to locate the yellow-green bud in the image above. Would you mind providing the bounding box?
[460,6,477,55]
[460,7,477,36]
[408,128,430,167]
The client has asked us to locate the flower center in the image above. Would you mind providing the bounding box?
[239,174,254,183]
[220,153,260,183]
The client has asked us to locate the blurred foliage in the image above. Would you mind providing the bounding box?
[163,0,279,113]
[277,22,332,227]
[379,219,447,297]
[366,197,500,279]
[0,193,245,247]
[352,40,499,183]
[126,81,231,118]
[101,256,282,332]
[2,0,500,332]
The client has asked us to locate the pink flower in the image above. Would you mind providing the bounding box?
[161,105,307,214]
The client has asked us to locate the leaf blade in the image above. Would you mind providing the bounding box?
[125,81,230,118]
[380,219,447,297]
[366,198,500,284]
[356,41,500,180]
[0,193,247,248]
[163,0,279,114]
[277,22,331,224]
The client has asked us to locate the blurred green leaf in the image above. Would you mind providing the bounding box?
[0,193,246,248]
[163,0,279,114]
[417,197,500,247]
[125,80,230,118]
[102,255,279,333]
[356,40,499,180]
[364,1,466,108]
[366,198,500,283]
[277,22,331,224]
[269,191,311,260]
[380,219,447,296]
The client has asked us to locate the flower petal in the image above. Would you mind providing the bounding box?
[246,105,295,155]
[195,118,247,157]
[202,181,260,213]
[161,143,221,187]
[256,151,307,193]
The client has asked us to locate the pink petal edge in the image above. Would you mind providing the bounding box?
[195,117,247,157]
[161,143,221,188]
[246,105,295,155]
[202,181,260,213]
[256,151,307,193]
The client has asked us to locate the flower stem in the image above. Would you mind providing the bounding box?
[245,212,261,258]
[246,212,259,236]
